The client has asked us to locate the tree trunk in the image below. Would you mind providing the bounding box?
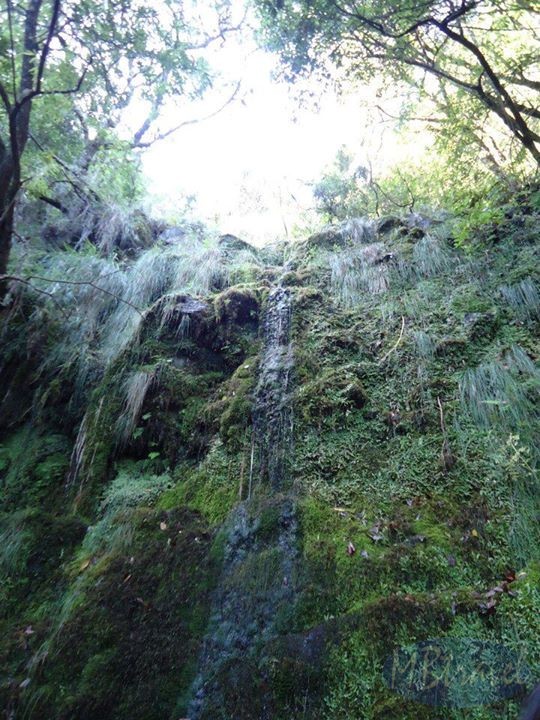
[0,155,17,298]
[0,205,14,300]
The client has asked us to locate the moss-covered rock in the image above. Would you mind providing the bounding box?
[1,190,539,720]
[16,508,216,720]
[214,285,259,325]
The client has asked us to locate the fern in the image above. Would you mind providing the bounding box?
[82,468,170,555]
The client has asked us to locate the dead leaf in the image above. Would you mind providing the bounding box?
[19,678,31,689]
[80,558,91,571]
[360,550,369,559]
[368,525,384,542]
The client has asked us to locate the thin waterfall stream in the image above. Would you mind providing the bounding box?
[189,281,297,719]
[252,284,294,492]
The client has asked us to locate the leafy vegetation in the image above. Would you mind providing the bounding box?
[0,1,539,718]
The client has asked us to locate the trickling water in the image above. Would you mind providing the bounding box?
[188,283,297,720]
[252,285,294,491]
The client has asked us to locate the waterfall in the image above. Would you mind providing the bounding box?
[188,282,297,719]
[252,285,294,491]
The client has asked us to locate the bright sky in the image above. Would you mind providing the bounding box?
[139,7,431,244]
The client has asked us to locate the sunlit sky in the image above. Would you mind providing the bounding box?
[138,7,432,243]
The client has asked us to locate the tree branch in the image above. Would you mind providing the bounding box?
[1,273,145,316]
[38,194,69,214]
[133,81,241,149]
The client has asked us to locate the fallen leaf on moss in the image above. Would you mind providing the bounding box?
[368,524,384,542]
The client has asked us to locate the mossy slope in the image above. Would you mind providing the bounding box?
[0,191,538,719]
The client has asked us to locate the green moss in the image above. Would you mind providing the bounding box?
[18,507,217,720]
[0,428,71,510]
[214,285,259,324]
[295,366,367,423]
[225,546,283,595]
[160,442,240,525]
[294,285,324,308]
[1,192,539,719]
[201,357,257,451]
[0,509,86,617]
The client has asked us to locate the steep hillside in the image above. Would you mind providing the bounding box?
[0,194,539,719]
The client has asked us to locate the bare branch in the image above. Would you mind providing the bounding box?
[1,274,69,317]
[133,82,242,149]
[1,273,145,316]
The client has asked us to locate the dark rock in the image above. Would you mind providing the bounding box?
[462,311,499,340]
[214,287,259,324]
[376,216,403,234]
[177,296,208,315]
[305,227,346,250]
[218,233,257,256]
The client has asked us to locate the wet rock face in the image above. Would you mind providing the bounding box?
[253,286,294,490]
[188,284,299,720]
[189,500,299,720]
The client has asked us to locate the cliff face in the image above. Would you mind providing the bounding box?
[0,199,539,719]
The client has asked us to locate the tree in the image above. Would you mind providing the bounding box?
[0,0,66,284]
[0,0,241,288]
[312,148,371,220]
[256,0,540,164]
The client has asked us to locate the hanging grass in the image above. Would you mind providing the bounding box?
[459,345,539,433]
[340,217,375,244]
[411,234,455,278]
[499,279,540,321]
[413,330,435,359]
[11,230,261,379]
[328,242,389,306]
[116,365,163,445]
